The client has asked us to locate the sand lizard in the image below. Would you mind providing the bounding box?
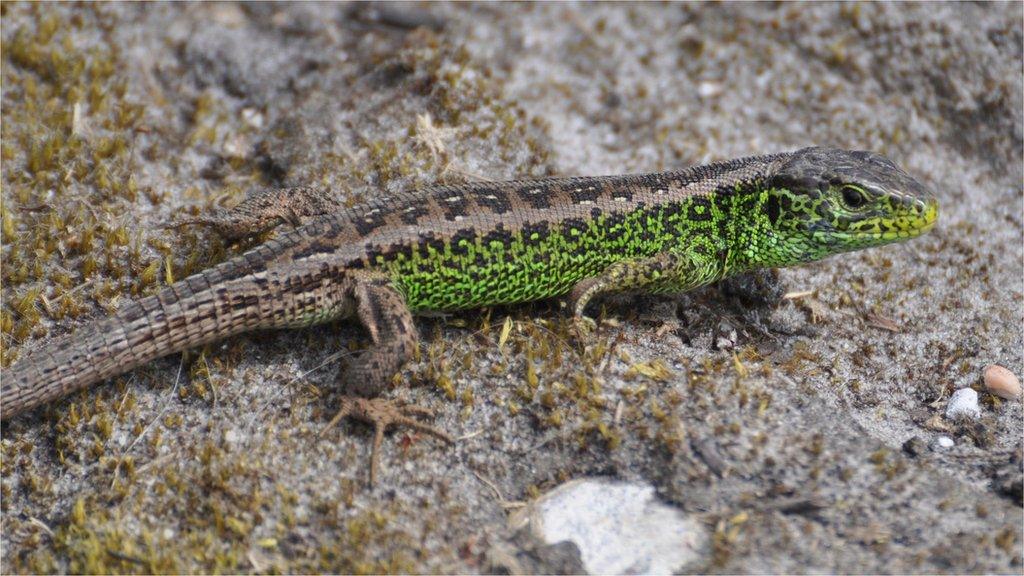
[2,147,939,483]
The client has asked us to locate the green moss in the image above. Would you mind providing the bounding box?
[1,5,150,368]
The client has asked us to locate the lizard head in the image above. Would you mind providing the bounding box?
[758,147,938,265]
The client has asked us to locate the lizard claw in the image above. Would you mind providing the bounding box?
[320,396,453,486]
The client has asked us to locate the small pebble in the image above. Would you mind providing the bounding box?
[714,321,737,351]
[697,81,723,99]
[934,436,955,450]
[946,388,981,421]
[983,364,1022,400]
[241,107,265,129]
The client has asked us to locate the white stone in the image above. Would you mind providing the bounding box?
[945,388,981,421]
[511,478,706,575]
[241,107,264,129]
[935,436,955,449]
[697,81,722,98]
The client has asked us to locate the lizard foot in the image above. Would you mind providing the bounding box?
[319,396,453,486]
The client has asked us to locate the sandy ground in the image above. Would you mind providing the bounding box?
[2,2,1021,573]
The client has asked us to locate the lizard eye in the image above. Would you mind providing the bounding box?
[840,185,868,210]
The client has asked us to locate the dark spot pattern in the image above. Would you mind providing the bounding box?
[475,188,512,214]
[439,191,471,221]
[420,233,447,255]
[562,217,587,238]
[516,184,552,209]
[482,225,514,247]
[570,185,603,203]
[520,220,550,244]
[400,204,431,225]
[604,212,628,244]
[765,194,781,225]
[450,228,477,256]
[354,215,380,235]
[688,197,713,221]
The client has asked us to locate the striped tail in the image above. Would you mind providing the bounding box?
[1,250,339,416]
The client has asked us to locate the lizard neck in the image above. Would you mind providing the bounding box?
[726,183,853,273]
[723,184,791,275]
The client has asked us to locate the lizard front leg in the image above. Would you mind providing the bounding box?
[569,250,720,320]
[321,271,452,486]
[172,186,340,240]
[718,268,785,307]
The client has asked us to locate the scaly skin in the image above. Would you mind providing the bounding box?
[2,147,938,484]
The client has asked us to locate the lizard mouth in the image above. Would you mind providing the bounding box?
[846,197,938,242]
[888,197,939,239]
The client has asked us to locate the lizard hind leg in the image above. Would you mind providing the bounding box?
[169,186,339,241]
[320,272,452,486]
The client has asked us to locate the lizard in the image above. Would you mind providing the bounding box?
[1,146,938,484]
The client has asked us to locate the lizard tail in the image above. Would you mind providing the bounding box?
[1,256,322,420]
